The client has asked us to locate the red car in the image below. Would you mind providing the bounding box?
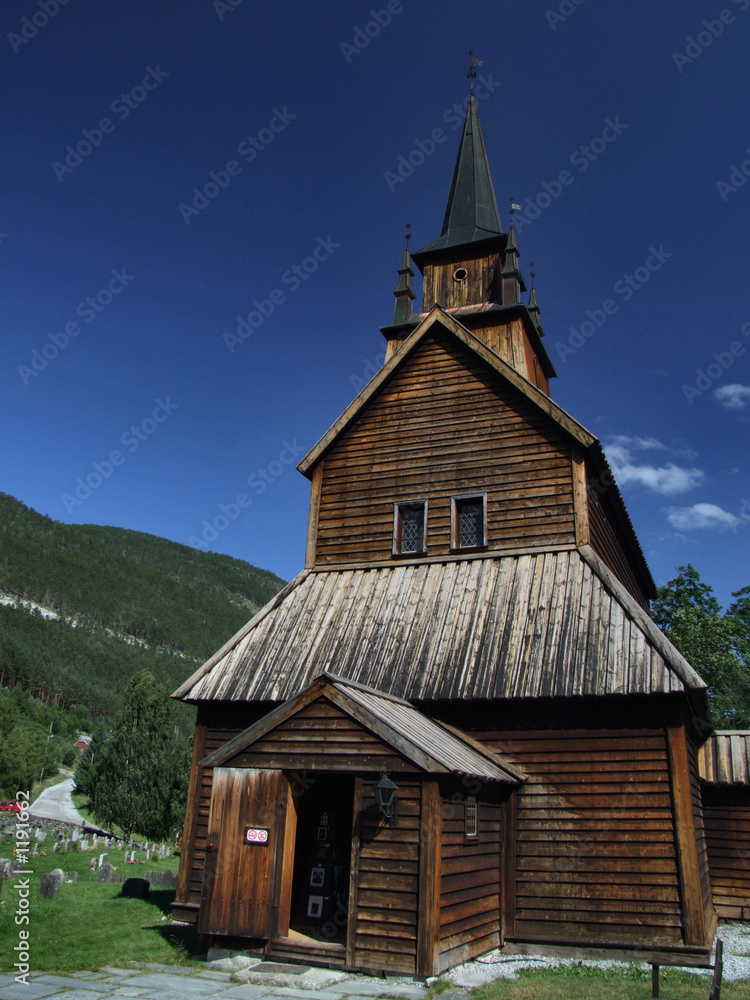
[0,800,21,813]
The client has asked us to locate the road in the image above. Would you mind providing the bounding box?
[28,776,86,826]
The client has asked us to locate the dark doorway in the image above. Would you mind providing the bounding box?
[289,773,354,943]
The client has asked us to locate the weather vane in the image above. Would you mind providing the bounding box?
[405,222,411,248]
[468,51,483,93]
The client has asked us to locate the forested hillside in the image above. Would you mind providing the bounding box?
[0,493,285,716]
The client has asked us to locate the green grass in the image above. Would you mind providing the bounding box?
[0,845,201,972]
[472,962,746,999]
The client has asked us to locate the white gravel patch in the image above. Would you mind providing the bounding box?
[444,923,750,986]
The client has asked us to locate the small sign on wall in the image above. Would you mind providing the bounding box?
[244,826,270,845]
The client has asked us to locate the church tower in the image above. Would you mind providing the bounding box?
[380,94,555,395]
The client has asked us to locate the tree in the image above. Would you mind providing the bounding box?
[87,670,191,840]
[653,565,750,728]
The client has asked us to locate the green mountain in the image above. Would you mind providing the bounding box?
[0,493,285,717]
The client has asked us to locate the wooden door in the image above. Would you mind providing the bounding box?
[198,768,289,939]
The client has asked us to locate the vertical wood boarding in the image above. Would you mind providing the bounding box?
[198,768,287,939]
[488,729,684,947]
[305,462,324,568]
[417,780,441,976]
[586,468,650,611]
[352,778,421,974]
[666,723,710,946]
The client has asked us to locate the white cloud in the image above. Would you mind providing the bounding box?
[603,436,704,496]
[665,503,741,532]
[715,384,750,410]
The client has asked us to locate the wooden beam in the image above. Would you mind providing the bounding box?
[305,461,324,568]
[571,450,590,547]
[667,721,708,947]
[174,723,206,906]
[502,794,517,940]
[346,777,364,968]
[417,780,441,976]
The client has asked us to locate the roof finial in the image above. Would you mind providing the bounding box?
[405,222,411,249]
[468,51,483,94]
[528,261,542,326]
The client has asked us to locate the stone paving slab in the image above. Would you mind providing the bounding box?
[117,974,223,994]
[34,976,113,991]
[0,984,60,1000]
[214,989,278,1000]
[111,989,150,996]
[194,972,235,981]
[72,972,112,980]
[101,969,141,977]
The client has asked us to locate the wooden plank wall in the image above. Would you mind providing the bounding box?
[351,778,421,974]
[489,729,684,947]
[315,333,576,566]
[226,700,416,773]
[422,255,500,312]
[587,476,650,611]
[438,785,503,972]
[685,735,716,939]
[702,787,750,919]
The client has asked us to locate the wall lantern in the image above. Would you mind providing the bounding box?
[374,772,398,827]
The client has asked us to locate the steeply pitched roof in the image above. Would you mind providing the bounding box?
[200,672,525,784]
[414,94,503,256]
[699,731,750,785]
[173,547,706,711]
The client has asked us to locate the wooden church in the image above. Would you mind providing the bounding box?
[172,86,719,976]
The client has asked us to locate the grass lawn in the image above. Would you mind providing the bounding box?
[469,963,746,999]
[0,844,201,973]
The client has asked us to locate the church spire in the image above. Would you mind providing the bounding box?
[392,225,416,324]
[414,93,503,256]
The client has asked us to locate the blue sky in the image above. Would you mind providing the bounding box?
[3,0,749,609]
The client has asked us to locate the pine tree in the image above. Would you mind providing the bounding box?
[87,670,191,839]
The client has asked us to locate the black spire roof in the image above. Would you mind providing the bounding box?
[414,94,503,257]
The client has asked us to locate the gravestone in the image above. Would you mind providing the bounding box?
[98,853,108,869]
[145,849,151,861]
[33,843,40,855]
[72,828,80,842]
[35,828,43,841]
[80,838,89,851]
[146,869,177,889]
[121,877,149,899]
[97,863,122,884]
[40,872,62,898]
[66,870,78,883]
[51,843,58,853]
[0,859,11,878]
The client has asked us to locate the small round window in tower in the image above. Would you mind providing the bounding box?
[453,267,468,282]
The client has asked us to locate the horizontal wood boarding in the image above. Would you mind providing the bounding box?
[316,333,575,566]
[587,472,649,611]
[487,729,683,946]
[438,788,502,959]
[702,788,750,919]
[229,700,415,773]
[353,779,421,974]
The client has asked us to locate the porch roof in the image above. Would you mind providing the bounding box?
[200,673,525,784]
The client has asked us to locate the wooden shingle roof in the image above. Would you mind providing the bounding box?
[699,731,750,785]
[173,545,706,709]
[201,673,525,784]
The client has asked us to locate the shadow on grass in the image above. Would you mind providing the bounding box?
[145,921,203,961]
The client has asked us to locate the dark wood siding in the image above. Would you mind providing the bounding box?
[351,778,421,973]
[686,735,716,937]
[422,255,500,312]
[488,729,683,947]
[227,700,416,773]
[702,786,750,920]
[587,472,650,611]
[316,333,575,566]
[438,782,503,972]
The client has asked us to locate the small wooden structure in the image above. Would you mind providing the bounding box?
[172,93,718,974]
[700,731,750,920]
